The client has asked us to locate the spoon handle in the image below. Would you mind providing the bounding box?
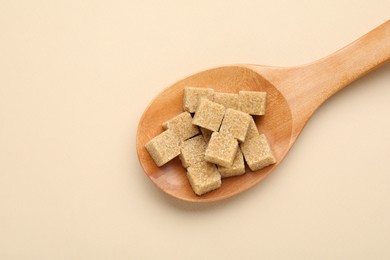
[250,20,390,140]
[298,19,390,103]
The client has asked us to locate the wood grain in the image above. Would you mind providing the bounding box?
[136,20,390,202]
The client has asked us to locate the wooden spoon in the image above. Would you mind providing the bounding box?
[136,20,390,202]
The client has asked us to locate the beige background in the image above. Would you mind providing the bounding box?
[1,0,390,259]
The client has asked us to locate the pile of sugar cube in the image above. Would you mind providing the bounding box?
[145,87,276,196]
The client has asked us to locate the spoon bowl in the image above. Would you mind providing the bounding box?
[137,66,292,201]
[136,20,390,202]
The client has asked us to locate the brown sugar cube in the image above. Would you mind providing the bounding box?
[145,129,181,167]
[246,117,260,140]
[183,87,214,113]
[219,108,251,142]
[192,99,225,132]
[217,148,245,178]
[162,112,199,141]
[200,127,212,143]
[186,162,221,196]
[179,135,207,168]
[213,92,239,110]
[240,134,276,171]
[238,90,266,115]
[205,132,238,168]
